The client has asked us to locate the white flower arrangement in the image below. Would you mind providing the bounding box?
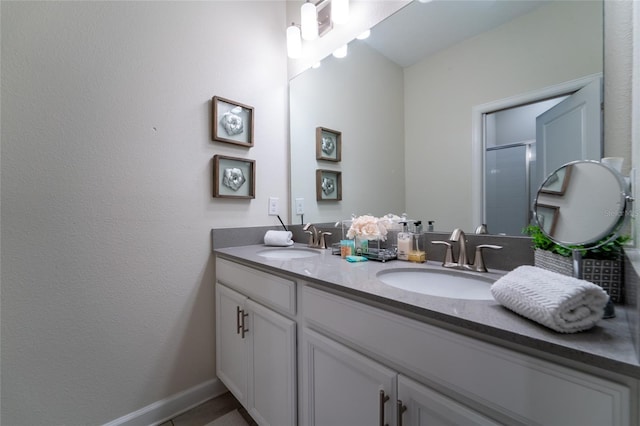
[346,214,391,241]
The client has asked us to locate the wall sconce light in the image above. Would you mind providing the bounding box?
[332,0,349,25]
[287,0,350,60]
[332,44,348,59]
[301,1,319,41]
[287,23,302,58]
[356,29,370,40]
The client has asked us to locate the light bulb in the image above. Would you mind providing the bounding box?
[332,0,349,25]
[333,44,348,59]
[301,2,318,41]
[286,24,302,59]
[356,29,371,40]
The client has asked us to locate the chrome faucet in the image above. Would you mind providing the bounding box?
[433,228,502,272]
[449,228,470,269]
[303,223,332,249]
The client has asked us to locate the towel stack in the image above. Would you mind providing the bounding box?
[490,265,608,333]
[264,230,294,247]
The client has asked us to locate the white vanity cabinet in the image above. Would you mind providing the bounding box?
[302,328,498,426]
[302,285,635,426]
[214,254,637,426]
[215,258,296,426]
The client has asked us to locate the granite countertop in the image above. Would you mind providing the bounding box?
[214,243,640,379]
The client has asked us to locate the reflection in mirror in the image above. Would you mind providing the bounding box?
[289,0,604,232]
[534,161,630,247]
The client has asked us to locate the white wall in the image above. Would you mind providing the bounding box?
[1,1,287,424]
[404,0,603,231]
[290,41,405,224]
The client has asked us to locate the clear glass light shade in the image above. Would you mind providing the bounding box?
[301,2,318,41]
[286,25,302,58]
[332,0,349,25]
[332,44,348,58]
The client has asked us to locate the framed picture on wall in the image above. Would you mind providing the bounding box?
[535,204,559,237]
[213,155,256,199]
[316,169,342,201]
[540,164,573,195]
[212,96,254,147]
[316,127,341,162]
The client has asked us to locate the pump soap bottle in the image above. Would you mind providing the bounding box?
[397,222,411,261]
[408,221,426,263]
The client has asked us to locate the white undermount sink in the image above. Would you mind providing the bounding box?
[376,268,495,300]
[257,247,320,259]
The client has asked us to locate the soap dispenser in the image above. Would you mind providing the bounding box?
[397,222,411,261]
[408,221,426,263]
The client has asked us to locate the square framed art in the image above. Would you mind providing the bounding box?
[213,155,255,199]
[212,96,254,147]
[316,127,341,162]
[316,169,342,201]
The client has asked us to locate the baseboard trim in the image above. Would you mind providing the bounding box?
[103,378,228,426]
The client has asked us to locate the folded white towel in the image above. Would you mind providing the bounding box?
[490,265,608,333]
[264,230,294,247]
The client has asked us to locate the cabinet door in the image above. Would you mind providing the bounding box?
[302,328,397,426]
[397,375,499,426]
[246,299,297,426]
[216,284,248,406]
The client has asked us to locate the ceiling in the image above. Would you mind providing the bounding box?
[365,0,545,68]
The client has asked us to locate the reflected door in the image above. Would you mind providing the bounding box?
[485,145,530,235]
[535,77,603,191]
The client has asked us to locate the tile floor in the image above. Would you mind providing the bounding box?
[159,391,257,426]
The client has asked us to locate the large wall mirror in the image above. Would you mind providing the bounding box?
[289,0,604,234]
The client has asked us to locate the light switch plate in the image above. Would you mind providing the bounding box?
[268,197,279,216]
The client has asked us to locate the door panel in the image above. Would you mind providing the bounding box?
[398,375,499,426]
[302,328,397,426]
[535,77,602,189]
[215,284,248,405]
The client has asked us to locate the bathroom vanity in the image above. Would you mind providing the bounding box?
[214,243,639,426]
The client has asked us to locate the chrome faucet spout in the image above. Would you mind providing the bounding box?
[303,223,318,246]
[449,228,469,269]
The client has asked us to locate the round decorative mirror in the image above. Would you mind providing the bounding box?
[533,160,633,318]
[534,160,632,249]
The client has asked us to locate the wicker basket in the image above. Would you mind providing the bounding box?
[533,249,623,303]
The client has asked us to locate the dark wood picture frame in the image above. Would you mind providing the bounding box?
[540,164,573,195]
[213,155,256,199]
[535,203,560,237]
[316,169,342,201]
[316,127,342,162]
[212,96,254,147]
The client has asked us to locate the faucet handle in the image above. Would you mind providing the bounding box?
[475,224,488,234]
[472,244,502,272]
[431,241,456,267]
[318,231,332,249]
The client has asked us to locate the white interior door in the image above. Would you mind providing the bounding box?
[535,77,602,190]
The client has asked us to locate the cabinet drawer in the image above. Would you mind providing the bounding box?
[216,258,296,315]
[303,286,631,426]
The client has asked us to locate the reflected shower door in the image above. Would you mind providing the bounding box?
[485,145,530,235]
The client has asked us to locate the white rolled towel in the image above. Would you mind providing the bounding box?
[264,230,294,247]
[490,265,608,333]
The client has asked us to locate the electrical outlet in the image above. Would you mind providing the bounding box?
[268,197,279,216]
[295,198,305,215]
